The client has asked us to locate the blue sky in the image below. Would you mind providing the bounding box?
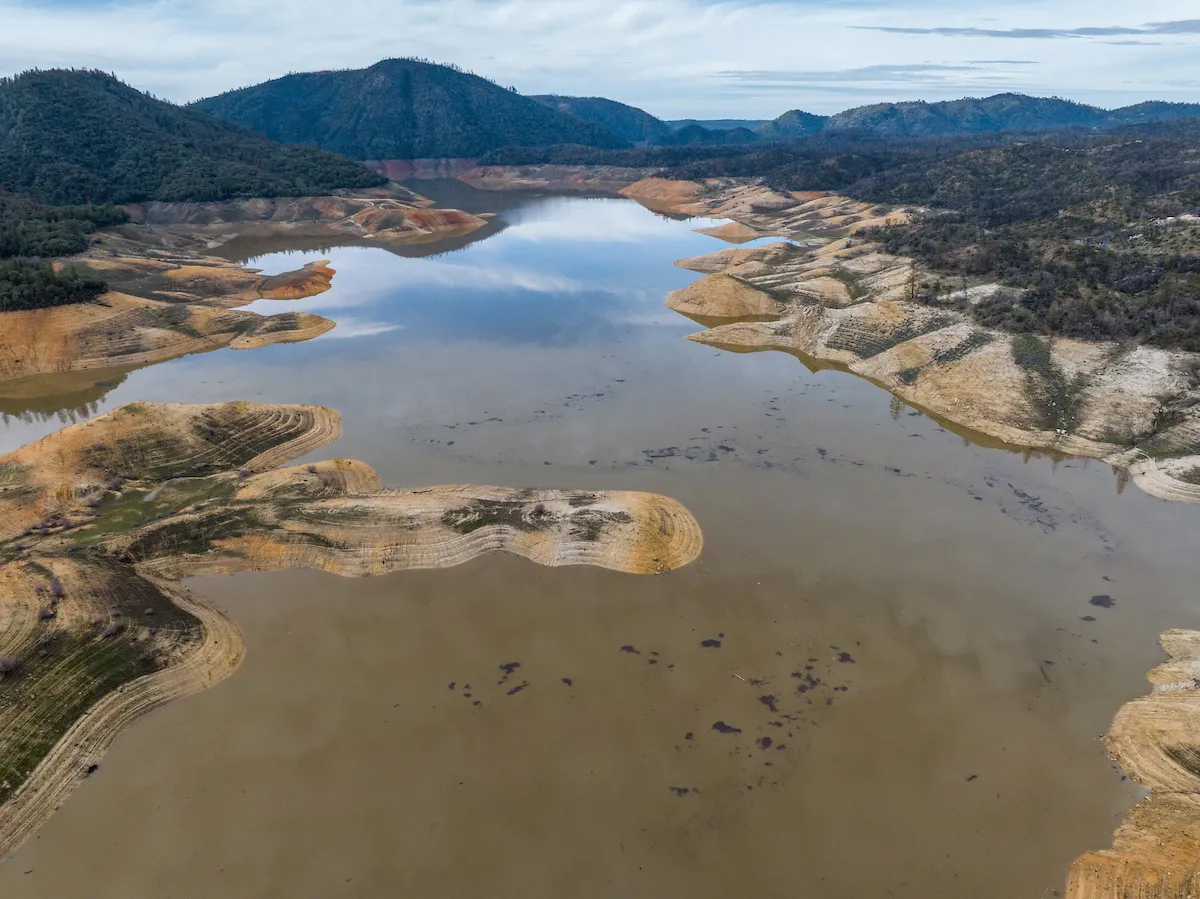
[1,0,1197,117]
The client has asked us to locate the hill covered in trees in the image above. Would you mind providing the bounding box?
[0,196,123,311]
[816,93,1200,137]
[532,95,674,145]
[671,124,1200,349]
[851,124,1200,349]
[194,59,630,160]
[755,110,828,140]
[0,69,384,205]
[489,121,1200,350]
[0,68,387,311]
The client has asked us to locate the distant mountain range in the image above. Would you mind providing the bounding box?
[816,94,1200,136]
[193,59,630,160]
[548,92,1200,145]
[0,69,382,205]
[5,61,1200,208]
[665,119,771,132]
[184,57,1200,158]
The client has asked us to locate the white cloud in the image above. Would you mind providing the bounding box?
[0,0,1196,116]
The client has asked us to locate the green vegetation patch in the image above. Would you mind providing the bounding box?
[0,559,200,804]
[826,313,954,359]
[1166,745,1200,779]
[1011,335,1088,432]
[0,258,107,313]
[830,269,866,302]
[78,478,233,545]
[569,510,632,542]
[123,507,260,560]
[933,330,995,365]
[82,431,194,480]
[441,500,553,535]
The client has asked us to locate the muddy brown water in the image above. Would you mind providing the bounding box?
[4,182,1200,897]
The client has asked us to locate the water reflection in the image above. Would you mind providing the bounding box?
[7,180,1200,898]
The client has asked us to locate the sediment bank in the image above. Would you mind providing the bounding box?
[1067,631,1200,897]
[0,401,702,858]
[0,185,488,396]
[607,176,1200,505]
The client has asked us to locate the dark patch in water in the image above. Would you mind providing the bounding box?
[836,652,855,664]
[668,786,692,797]
[561,677,573,686]
[620,645,640,654]
[759,695,778,713]
[712,721,742,735]
[1089,594,1115,608]
[757,736,773,750]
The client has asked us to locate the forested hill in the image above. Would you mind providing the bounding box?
[532,95,674,145]
[809,93,1200,137]
[0,69,384,205]
[193,59,630,160]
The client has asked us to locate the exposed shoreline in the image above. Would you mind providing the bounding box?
[608,175,1200,505]
[0,184,488,399]
[1066,630,1200,897]
[0,401,702,859]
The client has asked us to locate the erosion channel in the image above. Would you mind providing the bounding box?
[2,180,1200,898]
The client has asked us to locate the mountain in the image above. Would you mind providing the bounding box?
[661,124,760,146]
[755,110,828,140]
[194,59,630,160]
[666,119,771,131]
[0,69,384,206]
[532,95,673,145]
[823,94,1101,135]
[813,93,1200,137]
[1108,101,1200,125]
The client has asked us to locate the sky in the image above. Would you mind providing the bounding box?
[1,0,1197,118]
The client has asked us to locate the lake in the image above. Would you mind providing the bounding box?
[3,181,1199,898]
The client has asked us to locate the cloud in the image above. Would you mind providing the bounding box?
[0,0,1195,117]
[855,18,1200,39]
[721,63,1003,86]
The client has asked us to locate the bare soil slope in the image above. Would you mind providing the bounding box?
[620,177,1200,505]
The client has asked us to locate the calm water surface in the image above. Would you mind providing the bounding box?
[3,182,1200,898]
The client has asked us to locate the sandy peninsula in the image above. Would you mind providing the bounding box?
[0,185,488,399]
[0,401,702,857]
